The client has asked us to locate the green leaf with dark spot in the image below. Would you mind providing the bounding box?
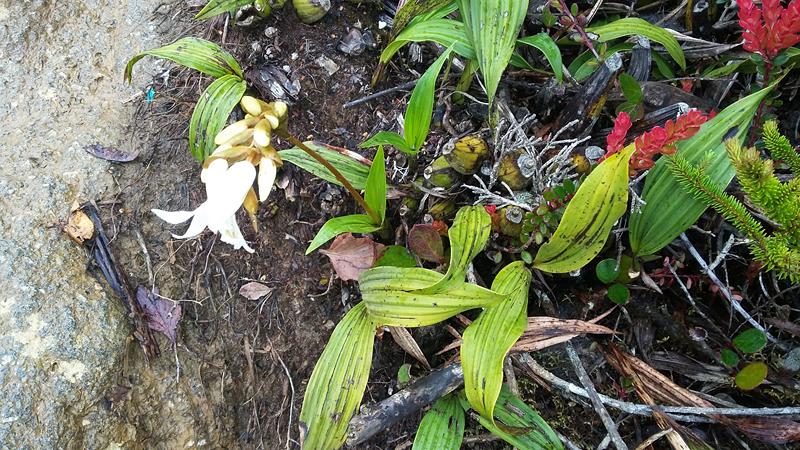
[299,303,375,450]
[475,387,564,450]
[359,267,505,327]
[415,206,492,294]
[412,394,465,450]
[461,262,531,424]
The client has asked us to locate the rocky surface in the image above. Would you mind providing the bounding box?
[0,1,232,448]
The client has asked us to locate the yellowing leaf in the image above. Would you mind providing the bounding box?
[359,267,505,327]
[415,205,491,294]
[461,261,530,424]
[412,394,465,450]
[534,144,636,273]
[299,303,375,450]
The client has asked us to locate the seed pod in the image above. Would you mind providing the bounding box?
[427,199,457,221]
[241,96,263,116]
[497,148,531,191]
[253,119,271,148]
[497,206,524,237]
[443,135,490,175]
[293,0,330,23]
[424,156,460,188]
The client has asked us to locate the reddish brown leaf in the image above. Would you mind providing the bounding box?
[239,281,273,300]
[408,223,445,263]
[136,286,181,343]
[320,233,385,281]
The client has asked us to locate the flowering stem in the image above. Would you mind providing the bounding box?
[557,0,600,60]
[276,130,381,224]
[750,62,772,145]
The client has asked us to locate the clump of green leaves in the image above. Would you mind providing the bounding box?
[126,37,247,161]
[520,179,577,246]
[669,122,800,282]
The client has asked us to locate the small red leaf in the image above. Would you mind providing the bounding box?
[320,233,385,281]
[408,224,445,263]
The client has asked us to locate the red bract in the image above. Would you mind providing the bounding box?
[738,0,800,60]
[605,111,632,156]
[630,110,709,171]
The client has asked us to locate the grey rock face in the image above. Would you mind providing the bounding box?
[0,0,160,447]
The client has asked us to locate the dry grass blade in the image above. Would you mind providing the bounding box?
[602,344,800,444]
[512,317,616,352]
[389,326,431,370]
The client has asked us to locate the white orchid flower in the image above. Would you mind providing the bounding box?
[153,158,257,253]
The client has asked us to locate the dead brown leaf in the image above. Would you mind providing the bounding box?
[320,233,385,281]
[64,206,95,243]
[512,316,616,353]
[388,326,431,370]
[602,344,800,444]
[239,281,273,300]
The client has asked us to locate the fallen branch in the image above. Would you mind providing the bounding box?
[514,353,800,420]
[346,364,464,447]
[679,233,788,351]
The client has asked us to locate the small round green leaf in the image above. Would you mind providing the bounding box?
[607,283,630,304]
[733,328,767,354]
[376,246,418,268]
[520,250,533,264]
[720,348,740,367]
[596,258,621,284]
[735,361,768,390]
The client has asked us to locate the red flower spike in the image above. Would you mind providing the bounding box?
[629,110,709,173]
[606,111,632,156]
[738,0,800,60]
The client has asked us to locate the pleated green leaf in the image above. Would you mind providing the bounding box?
[476,387,564,450]
[306,214,380,254]
[279,142,371,191]
[415,205,492,294]
[125,37,243,83]
[364,146,387,222]
[405,47,454,153]
[457,0,528,107]
[534,144,636,273]
[629,85,775,256]
[461,261,531,424]
[194,0,253,20]
[587,18,686,70]
[189,75,246,161]
[359,267,505,327]
[360,131,414,155]
[412,394,466,450]
[380,19,475,63]
[517,33,564,83]
[299,303,375,450]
